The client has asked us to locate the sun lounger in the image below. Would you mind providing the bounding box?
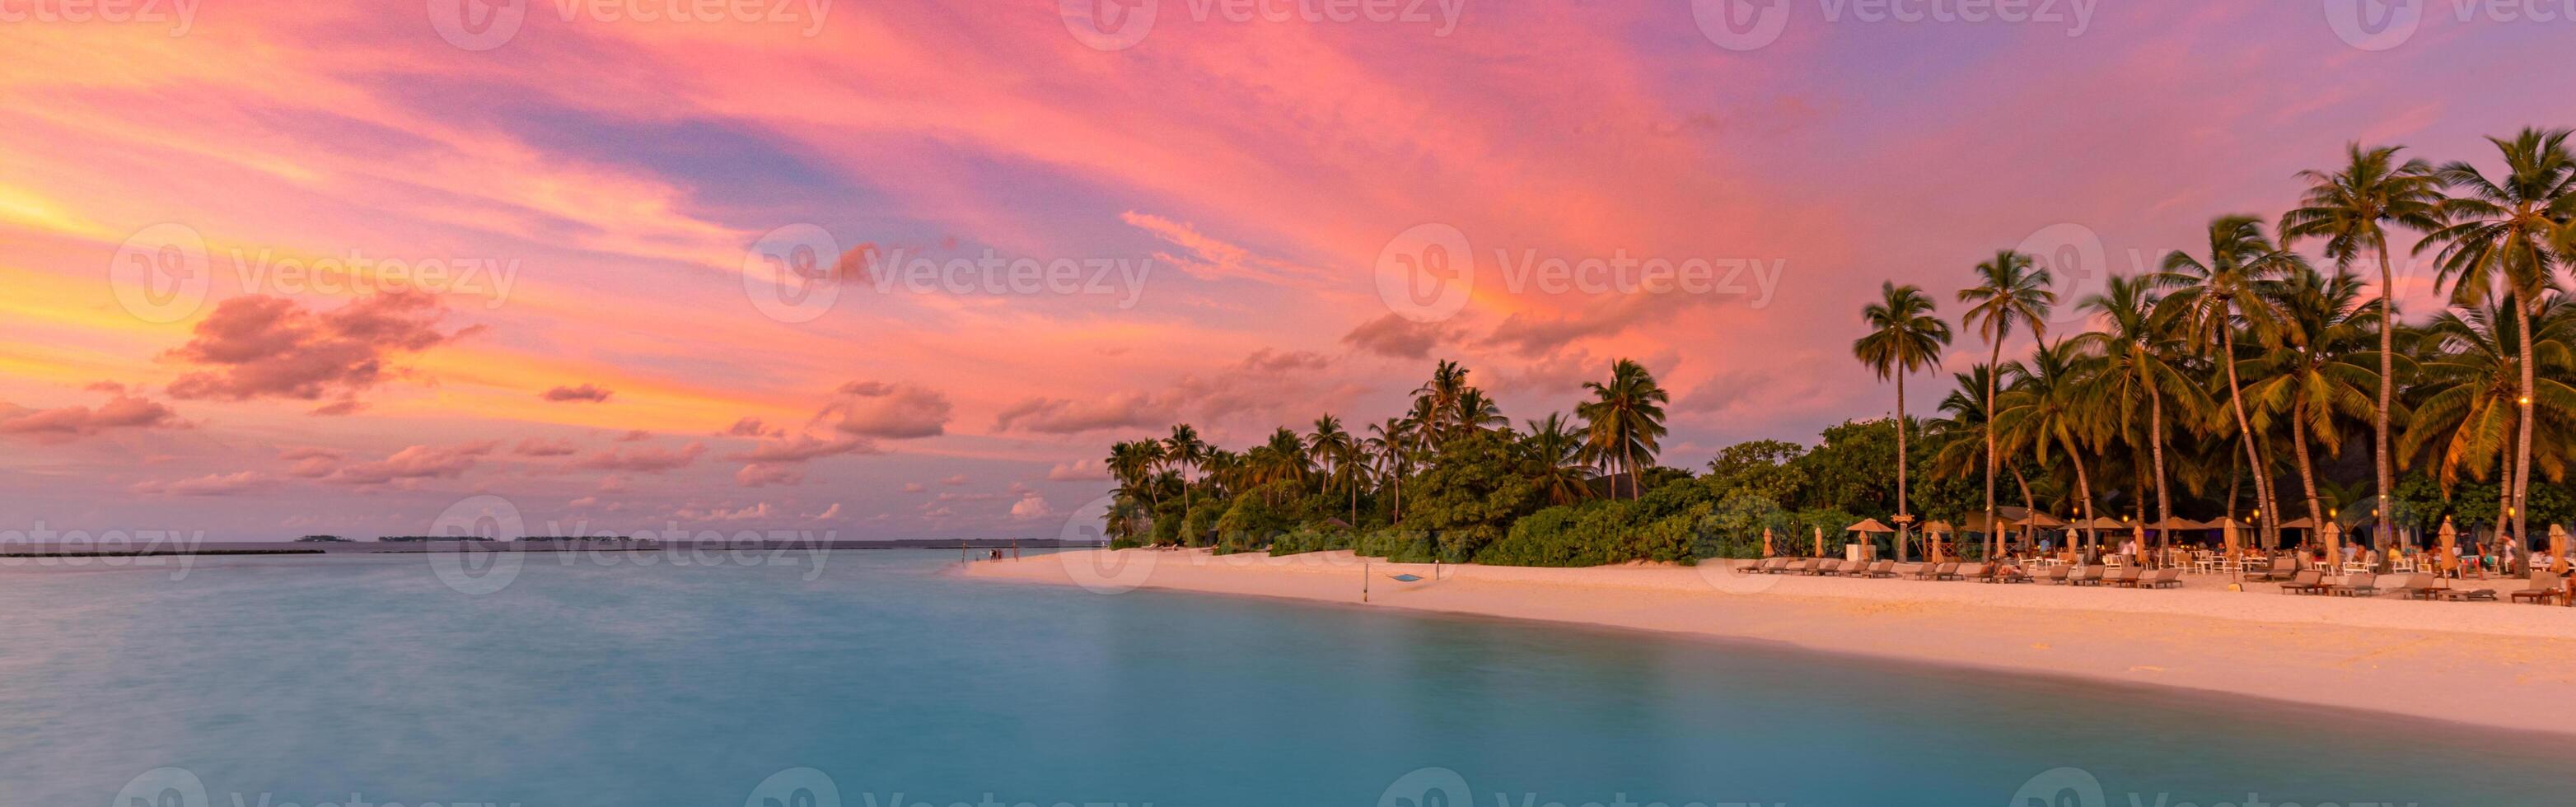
[2327,572,2381,597]
[2066,566,2103,585]
[1861,560,1897,578]
[1987,565,2031,583]
[2245,558,2297,582]
[1893,562,1925,578]
[1809,559,1842,576]
[2101,567,2144,587]
[2438,587,2499,602]
[2278,570,2326,595]
[1915,562,1955,581]
[2508,572,2564,604]
[2139,568,2184,589]
[2036,565,2070,585]
[2394,574,2443,599]
[1940,562,1985,581]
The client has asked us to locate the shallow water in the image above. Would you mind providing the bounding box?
[1,549,2566,806]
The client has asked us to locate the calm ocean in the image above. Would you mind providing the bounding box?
[2,549,2565,806]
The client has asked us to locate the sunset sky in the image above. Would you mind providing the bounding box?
[3,2,2568,541]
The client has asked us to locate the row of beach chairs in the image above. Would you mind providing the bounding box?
[1738,557,2184,589]
[2277,570,2568,604]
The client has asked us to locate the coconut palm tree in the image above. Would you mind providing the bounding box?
[2158,215,2306,547]
[1522,413,1593,506]
[1365,417,1412,523]
[2419,128,2576,546]
[1957,250,2055,557]
[1995,340,2107,554]
[2240,268,2382,540]
[1852,281,1952,561]
[2281,143,2447,551]
[1454,389,1508,436]
[1414,360,1470,436]
[2401,297,2576,501]
[1577,358,1671,500]
[1309,414,1358,525]
[2069,274,2208,540]
[1165,423,1208,518]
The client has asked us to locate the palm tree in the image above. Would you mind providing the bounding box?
[1994,340,2106,554]
[1414,360,1470,436]
[1852,282,1952,561]
[1165,423,1208,518]
[2401,297,2576,503]
[1521,413,1593,506]
[2240,268,2382,543]
[1454,389,1508,435]
[1577,358,1671,500]
[2069,274,2207,543]
[2158,215,2305,547]
[1957,250,2055,557]
[2419,128,2576,547]
[2281,143,2446,551]
[1365,417,1412,523]
[1309,414,1358,525]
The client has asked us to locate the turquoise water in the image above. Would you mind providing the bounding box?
[2,550,2568,806]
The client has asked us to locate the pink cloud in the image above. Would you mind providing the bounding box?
[540,384,615,403]
[163,292,471,409]
[570,441,708,473]
[0,389,185,441]
[323,441,498,486]
[816,381,951,439]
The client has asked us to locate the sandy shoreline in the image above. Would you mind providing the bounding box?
[961,548,2576,736]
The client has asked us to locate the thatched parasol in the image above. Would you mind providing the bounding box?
[2550,525,2569,574]
[2438,518,2458,576]
[1846,518,1896,534]
[1762,525,1775,558]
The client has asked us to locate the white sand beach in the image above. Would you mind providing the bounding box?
[962,548,2576,736]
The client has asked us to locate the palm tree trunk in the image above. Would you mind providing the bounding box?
[2221,327,2277,548]
[2373,245,2397,554]
[2013,466,2036,556]
[2149,375,2172,529]
[2293,400,2327,561]
[2064,434,2096,559]
[1985,342,2001,559]
[1896,375,1911,562]
[1625,441,1641,501]
[2514,295,2535,551]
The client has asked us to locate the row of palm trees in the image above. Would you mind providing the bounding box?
[1856,129,2576,560]
[1101,360,1671,541]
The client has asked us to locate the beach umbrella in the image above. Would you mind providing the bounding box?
[2550,525,2569,574]
[2438,518,2458,576]
[1762,526,1775,558]
[1846,518,1896,533]
[1813,525,1825,557]
[2320,520,2343,570]
[2221,516,2241,562]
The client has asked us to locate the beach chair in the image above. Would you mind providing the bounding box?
[2278,570,2326,595]
[1808,559,1840,576]
[2328,572,2382,597]
[2245,558,2297,582]
[2139,568,2184,589]
[2101,567,2144,587]
[2066,566,2104,586]
[1914,562,1955,581]
[1989,565,2031,584]
[1893,562,1925,578]
[2395,574,2443,599]
[2508,572,2564,604]
[2035,565,2071,585]
[2438,587,2499,602]
[1940,562,1985,581]
[1862,560,1897,578]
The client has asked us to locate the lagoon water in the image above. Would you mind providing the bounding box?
[2,549,2568,806]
